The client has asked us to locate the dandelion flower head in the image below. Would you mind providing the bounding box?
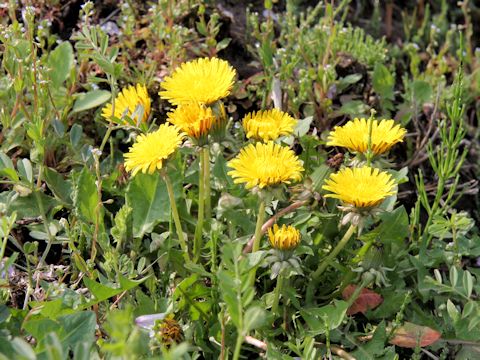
[159,57,236,106]
[124,124,183,176]
[327,118,406,155]
[322,166,396,208]
[268,224,301,251]
[167,103,216,143]
[242,109,297,142]
[102,84,151,124]
[228,142,304,189]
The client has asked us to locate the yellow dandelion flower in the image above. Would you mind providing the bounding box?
[327,118,406,155]
[323,166,396,208]
[167,103,216,144]
[227,142,304,189]
[268,224,301,251]
[159,57,236,106]
[242,109,297,142]
[124,124,183,176]
[102,84,151,124]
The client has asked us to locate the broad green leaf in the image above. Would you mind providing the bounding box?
[360,206,409,246]
[300,300,348,336]
[48,42,74,87]
[373,63,394,100]
[40,332,64,360]
[70,124,83,148]
[44,167,73,205]
[126,172,181,238]
[31,312,96,359]
[72,90,110,113]
[339,100,369,117]
[352,321,388,360]
[81,275,147,309]
[447,299,460,322]
[17,159,33,184]
[0,152,19,181]
[12,338,37,360]
[73,167,98,223]
[450,267,458,288]
[1,191,59,218]
[217,269,241,328]
[243,306,267,332]
[412,80,432,104]
[110,205,133,247]
[463,271,474,298]
[294,116,313,137]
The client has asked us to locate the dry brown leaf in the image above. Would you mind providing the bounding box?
[342,284,383,315]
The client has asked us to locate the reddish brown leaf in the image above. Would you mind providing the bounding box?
[389,322,441,348]
[342,284,383,315]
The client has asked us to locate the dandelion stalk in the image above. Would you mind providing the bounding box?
[194,148,206,262]
[163,173,190,263]
[312,224,357,279]
[272,269,284,315]
[203,147,211,220]
[365,111,375,166]
[247,199,266,287]
[252,200,266,253]
[233,332,244,360]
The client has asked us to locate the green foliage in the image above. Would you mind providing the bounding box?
[0,0,478,359]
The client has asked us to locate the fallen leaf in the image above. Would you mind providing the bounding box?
[342,284,383,315]
[389,322,441,348]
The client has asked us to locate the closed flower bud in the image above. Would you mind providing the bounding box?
[268,224,301,251]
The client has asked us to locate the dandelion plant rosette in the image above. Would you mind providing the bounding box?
[123,124,190,262]
[312,166,397,281]
[327,118,406,156]
[102,84,151,125]
[242,109,297,142]
[159,57,236,106]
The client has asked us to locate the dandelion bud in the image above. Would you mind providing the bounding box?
[268,224,301,251]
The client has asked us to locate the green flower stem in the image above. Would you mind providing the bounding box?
[203,147,211,220]
[366,115,374,167]
[248,199,266,287]
[272,270,285,315]
[232,332,244,360]
[164,173,190,263]
[252,200,266,253]
[194,149,206,262]
[312,224,357,280]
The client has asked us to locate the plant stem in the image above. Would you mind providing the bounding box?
[164,173,190,263]
[232,332,244,360]
[252,200,266,253]
[272,270,284,315]
[203,147,211,220]
[0,226,10,263]
[194,149,206,262]
[248,199,266,287]
[36,188,56,267]
[312,224,357,280]
[366,115,374,166]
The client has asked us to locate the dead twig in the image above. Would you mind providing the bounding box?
[244,335,267,351]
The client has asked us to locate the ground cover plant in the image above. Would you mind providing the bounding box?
[1,0,480,359]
